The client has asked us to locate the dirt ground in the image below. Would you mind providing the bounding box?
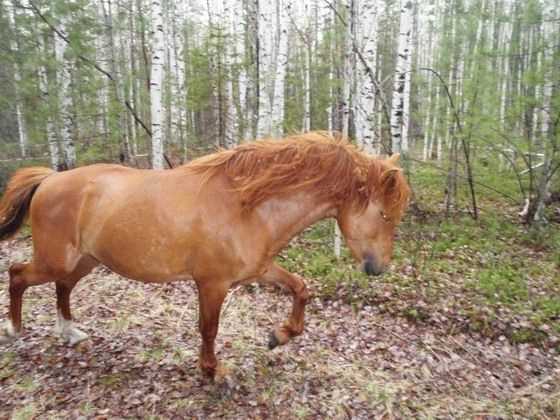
[0,237,558,419]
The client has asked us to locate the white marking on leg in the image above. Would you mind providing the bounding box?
[56,310,89,346]
[0,319,18,344]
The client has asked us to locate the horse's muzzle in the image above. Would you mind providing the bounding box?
[362,256,386,276]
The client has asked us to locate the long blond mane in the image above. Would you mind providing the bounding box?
[186,132,410,220]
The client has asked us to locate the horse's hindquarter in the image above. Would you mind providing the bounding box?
[78,168,266,284]
[28,164,133,276]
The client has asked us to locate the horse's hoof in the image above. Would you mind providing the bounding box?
[268,331,279,350]
[0,333,15,345]
[0,320,17,345]
[214,363,233,389]
[59,327,89,347]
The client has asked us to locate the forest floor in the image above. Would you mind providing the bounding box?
[0,220,559,419]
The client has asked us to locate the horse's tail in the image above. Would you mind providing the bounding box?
[0,167,54,241]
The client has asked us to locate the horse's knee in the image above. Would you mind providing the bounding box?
[9,263,26,278]
[8,263,28,295]
[297,286,310,304]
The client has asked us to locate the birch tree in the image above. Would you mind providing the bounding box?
[335,0,356,258]
[150,0,165,169]
[390,0,414,154]
[223,0,239,147]
[354,0,378,153]
[101,0,133,162]
[37,29,61,169]
[271,0,290,138]
[168,0,188,152]
[7,0,28,158]
[256,0,274,137]
[54,5,77,169]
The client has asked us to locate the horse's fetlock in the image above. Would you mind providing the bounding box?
[199,357,218,378]
[299,288,310,303]
[8,280,25,296]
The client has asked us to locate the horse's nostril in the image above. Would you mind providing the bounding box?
[364,260,379,276]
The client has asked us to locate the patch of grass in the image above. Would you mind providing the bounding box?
[98,373,126,388]
[0,351,16,380]
[13,376,38,392]
[108,315,132,333]
[10,404,37,420]
[136,346,166,364]
[536,298,560,319]
[79,401,98,417]
[510,328,548,345]
[474,267,529,305]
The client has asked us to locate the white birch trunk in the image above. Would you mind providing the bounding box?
[336,0,356,258]
[169,1,188,151]
[444,5,456,149]
[341,0,354,140]
[303,46,311,132]
[223,0,237,147]
[37,32,60,170]
[128,0,138,155]
[7,0,28,158]
[433,84,441,160]
[390,0,414,154]
[271,0,290,138]
[54,11,77,169]
[532,26,542,143]
[150,0,165,169]
[95,4,109,144]
[355,0,378,153]
[257,0,274,138]
[499,1,512,132]
[532,0,556,223]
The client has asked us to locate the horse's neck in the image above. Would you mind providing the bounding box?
[256,192,337,255]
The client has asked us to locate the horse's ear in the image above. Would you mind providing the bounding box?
[381,167,401,191]
[387,153,400,166]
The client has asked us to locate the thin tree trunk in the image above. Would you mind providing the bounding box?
[257,0,273,138]
[390,0,414,154]
[336,0,356,258]
[37,31,60,170]
[355,0,377,153]
[271,0,289,138]
[54,10,77,169]
[7,0,28,158]
[150,0,165,169]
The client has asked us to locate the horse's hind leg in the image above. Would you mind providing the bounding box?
[54,257,97,346]
[0,261,56,344]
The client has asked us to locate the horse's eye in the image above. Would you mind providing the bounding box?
[379,210,389,222]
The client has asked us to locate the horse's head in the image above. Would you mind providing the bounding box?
[337,154,410,276]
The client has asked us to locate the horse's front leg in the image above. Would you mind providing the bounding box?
[196,282,229,380]
[261,263,310,349]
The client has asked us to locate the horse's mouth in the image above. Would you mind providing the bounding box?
[362,256,386,276]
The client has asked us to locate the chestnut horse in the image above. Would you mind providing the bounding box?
[0,132,409,379]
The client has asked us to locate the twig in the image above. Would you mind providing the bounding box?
[221,286,243,318]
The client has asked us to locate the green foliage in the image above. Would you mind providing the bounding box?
[474,267,529,304]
